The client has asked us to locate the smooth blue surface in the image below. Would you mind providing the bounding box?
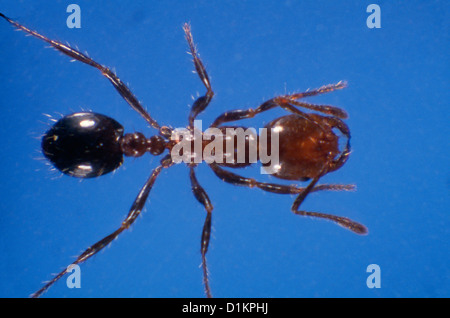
[0,1,448,298]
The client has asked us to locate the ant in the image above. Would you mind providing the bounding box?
[1,13,367,298]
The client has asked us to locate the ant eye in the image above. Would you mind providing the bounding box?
[42,112,124,178]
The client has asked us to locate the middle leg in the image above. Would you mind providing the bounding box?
[183,23,215,128]
[189,166,214,298]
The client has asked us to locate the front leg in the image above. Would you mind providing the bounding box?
[291,170,367,235]
[210,82,347,127]
[209,163,356,194]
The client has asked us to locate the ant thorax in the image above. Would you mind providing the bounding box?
[169,120,280,174]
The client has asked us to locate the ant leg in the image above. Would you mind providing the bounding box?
[288,81,347,99]
[275,97,348,119]
[31,165,164,298]
[291,171,367,235]
[210,99,279,127]
[209,163,355,194]
[210,82,346,127]
[276,81,349,119]
[183,23,214,128]
[183,23,212,94]
[189,167,214,298]
[209,164,364,233]
[0,13,161,131]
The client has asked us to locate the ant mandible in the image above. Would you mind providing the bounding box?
[1,13,367,298]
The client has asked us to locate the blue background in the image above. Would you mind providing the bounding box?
[0,1,448,298]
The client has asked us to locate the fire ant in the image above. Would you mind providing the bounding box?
[1,13,367,298]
